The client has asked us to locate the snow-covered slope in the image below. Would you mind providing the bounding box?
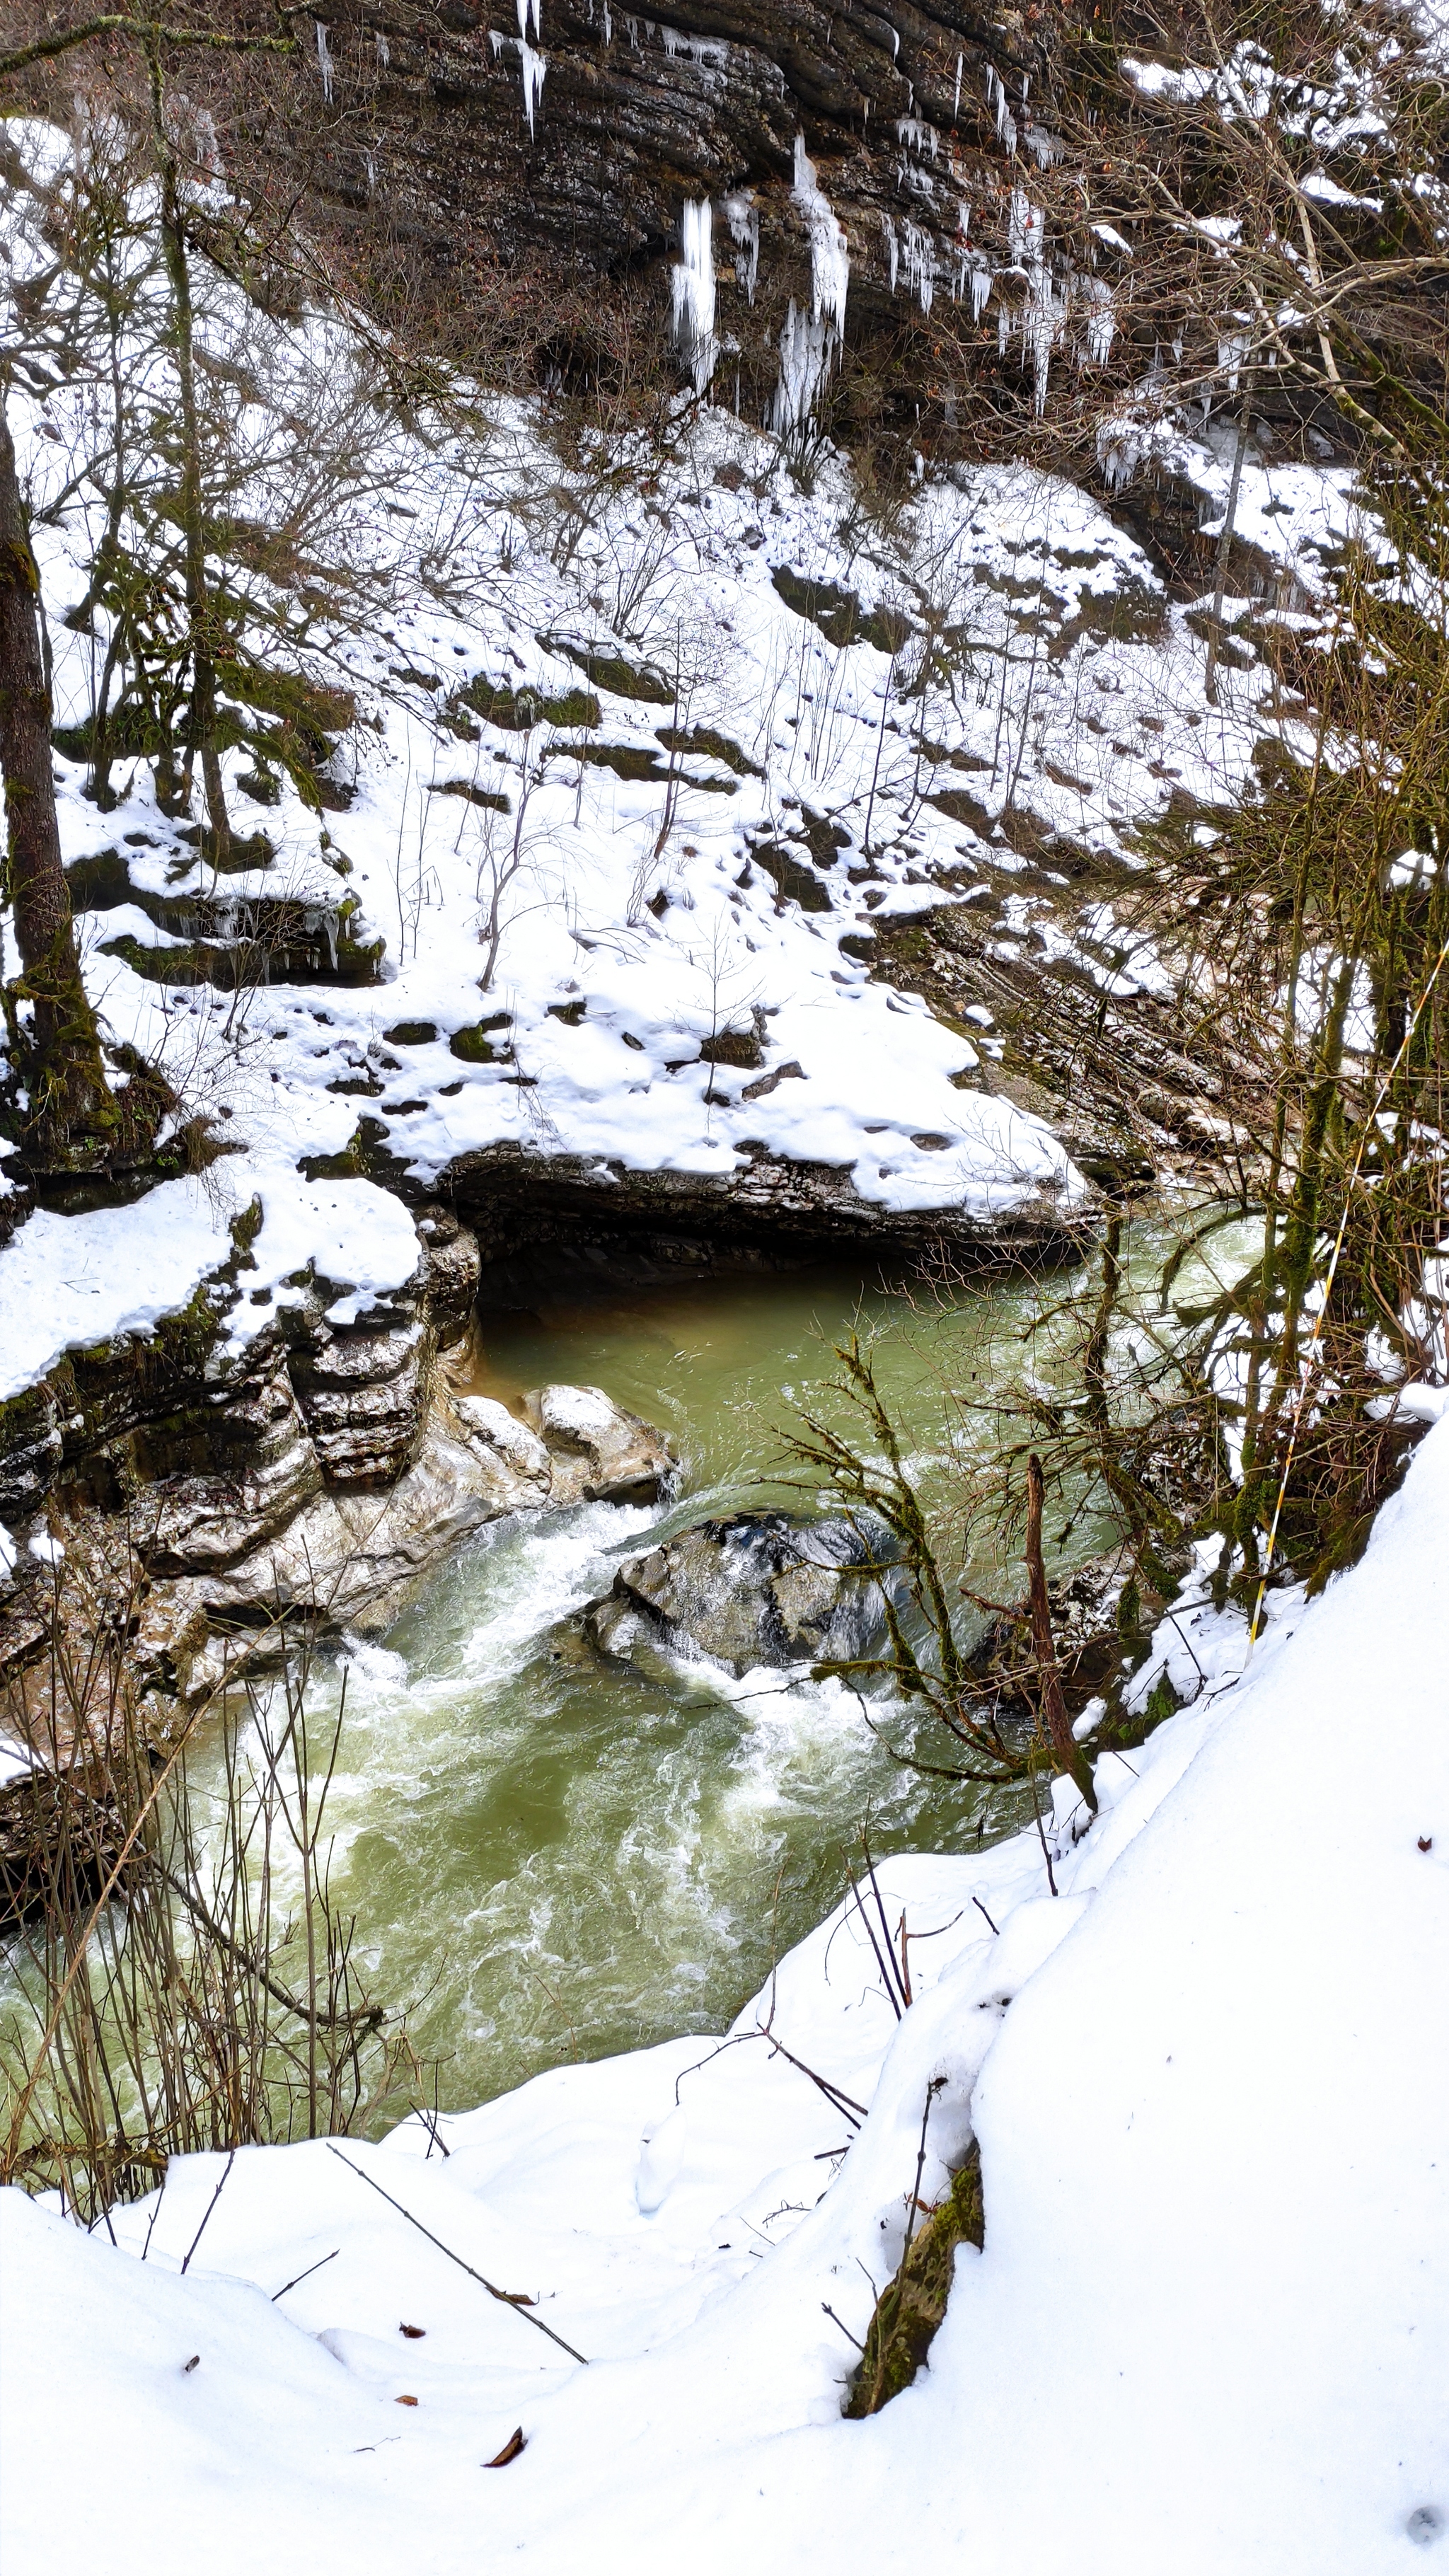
[6,1412,1446,2575]
[0,115,1349,1401]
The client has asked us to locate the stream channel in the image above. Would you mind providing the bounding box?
[261,1214,1253,2118]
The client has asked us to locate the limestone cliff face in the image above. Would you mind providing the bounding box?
[0,1189,676,1717]
[243,0,1044,414]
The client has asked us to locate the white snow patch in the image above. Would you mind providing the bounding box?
[0,1184,230,1400]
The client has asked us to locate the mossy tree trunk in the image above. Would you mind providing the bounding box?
[145,33,231,870]
[844,2144,986,2418]
[1025,1454,1097,1813]
[0,388,115,1173]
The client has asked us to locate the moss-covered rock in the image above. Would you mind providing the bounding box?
[772,567,913,657]
[458,675,601,731]
[654,723,763,778]
[69,852,383,987]
[449,1012,513,1064]
[749,841,833,913]
[844,2144,986,2418]
[540,635,674,703]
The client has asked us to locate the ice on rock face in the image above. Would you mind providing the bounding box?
[659,23,729,64]
[987,63,1019,156]
[900,219,937,315]
[772,303,838,434]
[772,137,850,432]
[519,40,546,135]
[1082,276,1116,364]
[492,7,545,135]
[791,134,849,335]
[724,191,759,304]
[672,199,717,392]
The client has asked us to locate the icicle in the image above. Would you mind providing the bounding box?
[791,133,848,332]
[659,23,729,62]
[374,30,390,68]
[314,18,334,105]
[900,219,935,313]
[771,301,836,433]
[1080,277,1115,364]
[519,39,545,134]
[771,141,849,432]
[1024,125,1065,168]
[724,192,759,304]
[882,212,899,294]
[602,1,612,36]
[1218,332,1248,391]
[671,199,717,391]
[1008,185,1043,263]
[953,52,962,120]
[986,65,1017,156]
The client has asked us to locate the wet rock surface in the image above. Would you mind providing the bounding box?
[520,1383,676,1508]
[0,1197,675,1721]
[584,1506,889,1675]
[119,1379,675,1709]
[450,1140,1092,1305]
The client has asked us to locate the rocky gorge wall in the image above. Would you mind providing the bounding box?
[248,0,1043,414]
[0,1196,674,1728]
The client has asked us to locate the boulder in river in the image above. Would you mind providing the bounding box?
[583,1509,891,1677]
[519,1384,674,1508]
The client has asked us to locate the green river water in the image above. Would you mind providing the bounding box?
[2,1215,1259,2139]
[282,1224,1249,2115]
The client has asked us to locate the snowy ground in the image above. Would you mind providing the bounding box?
[5,1409,1447,2575]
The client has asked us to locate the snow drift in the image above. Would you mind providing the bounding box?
[4,1414,1447,2575]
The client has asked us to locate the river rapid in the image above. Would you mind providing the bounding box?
[241,1217,1254,2115]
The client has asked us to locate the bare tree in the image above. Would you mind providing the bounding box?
[0,386,115,1172]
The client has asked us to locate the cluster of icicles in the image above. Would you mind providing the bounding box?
[668,66,1119,430]
[316,9,1119,426]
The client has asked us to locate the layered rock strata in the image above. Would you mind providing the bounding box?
[0,1196,674,1723]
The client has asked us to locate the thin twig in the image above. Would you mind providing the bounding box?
[272,2247,339,2301]
[902,2078,945,2265]
[325,2148,589,2364]
[180,2148,236,2275]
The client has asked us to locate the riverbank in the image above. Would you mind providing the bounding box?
[5,1403,1446,2575]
